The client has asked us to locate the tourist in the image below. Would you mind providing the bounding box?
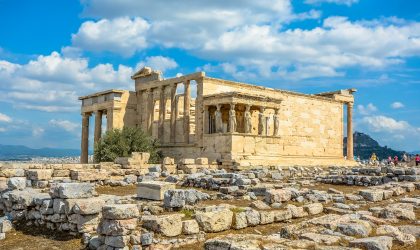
[415,154,420,166]
[387,156,392,165]
[394,155,399,165]
[370,153,377,165]
[402,153,408,163]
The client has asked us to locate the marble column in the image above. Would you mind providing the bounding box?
[204,106,209,134]
[347,102,354,160]
[80,113,90,164]
[215,104,222,133]
[170,83,177,143]
[147,89,154,135]
[273,108,280,136]
[158,85,166,140]
[244,104,252,134]
[106,108,113,131]
[94,110,103,145]
[183,80,191,143]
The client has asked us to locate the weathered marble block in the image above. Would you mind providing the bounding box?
[137,181,175,200]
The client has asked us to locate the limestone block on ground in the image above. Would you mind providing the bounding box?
[265,189,292,204]
[163,157,175,165]
[195,209,233,232]
[53,169,70,177]
[102,204,139,220]
[26,169,52,181]
[303,203,323,215]
[245,208,261,226]
[66,198,106,215]
[142,214,182,237]
[98,218,137,236]
[70,169,108,181]
[131,152,150,164]
[182,219,200,235]
[0,168,25,177]
[7,177,26,190]
[180,158,195,165]
[336,221,372,237]
[51,183,94,199]
[195,157,208,165]
[272,210,292,222]
[349,236,393,250]
[137,181,175,200]
[376,225,416,246]
[259,210,275,224]
[104,235,130,248]
[398,225,420,238]
[232,211,248,229]
[380,203,415,220]
[68,213,100,233]
[0,217,13,233]
[286,204,308,218]
[359,189,384,202]
[300,233,341,245]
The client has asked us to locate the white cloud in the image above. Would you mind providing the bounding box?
[357,103,378,116]
[0,127,6,132]
[49,119,80,132]
[72,17,150,57]
[76,0,420,81]
[304,0,359,6]
[32,127,45,137]
[136,56,178,73]
[361,115,410,132]
[391,102,405,109]
[0,113,12,123]
[0,51,136,113]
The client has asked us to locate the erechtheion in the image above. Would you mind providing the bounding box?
[79,67,356,168]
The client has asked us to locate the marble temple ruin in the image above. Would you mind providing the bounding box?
[79,67,356,168]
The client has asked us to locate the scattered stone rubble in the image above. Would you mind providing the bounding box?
[0,154,419,249]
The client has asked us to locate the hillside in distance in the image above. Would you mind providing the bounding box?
[0,144,82,160]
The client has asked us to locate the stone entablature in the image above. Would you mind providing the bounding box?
[79,67,356,167]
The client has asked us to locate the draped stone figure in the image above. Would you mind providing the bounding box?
[266,116,271,135]
[258,107,266,135]
[215,104,222,133]
[273,108,280,136]
[228,105,237,132]
[244,105,252,133]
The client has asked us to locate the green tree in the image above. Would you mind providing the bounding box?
[94,127,162,163]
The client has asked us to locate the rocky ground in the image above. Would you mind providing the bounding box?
[0,155,419,250]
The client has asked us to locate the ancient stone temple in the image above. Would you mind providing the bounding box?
[79,67,356,168]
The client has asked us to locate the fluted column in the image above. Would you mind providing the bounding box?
[80,113,90,164]
[170,83,177,143]
[106,108,113,131]
[258,107,266,135]
[347,102,354,160]
[147,89,154,135]
[158,86,166,140]
[184,80,191,143]
[94,110,102,145]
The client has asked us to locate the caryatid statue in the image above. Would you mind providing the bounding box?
[215,104,222,133]
[228,104,237,132]
[244,105,252,133]
[273,108,280,136]
[258,107,266,135]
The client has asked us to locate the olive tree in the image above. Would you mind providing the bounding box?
[94,127,161,163]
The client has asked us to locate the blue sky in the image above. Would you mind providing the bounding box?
[0,0,419,152]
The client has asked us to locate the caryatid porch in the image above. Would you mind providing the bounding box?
[203,92,283,136]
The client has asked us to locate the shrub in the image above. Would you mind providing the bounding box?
[94,127,162,163]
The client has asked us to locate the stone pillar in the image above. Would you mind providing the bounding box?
[170,83,177,143]
[258,107,266,135]
[147,89,154,135]
[215,104,222,133]
[204,106,209,134]
[273,108,280,136]
[106,108,113,131]
[346,102,354,160]
[94,110,103,145]
[195,78,204,146]
[183,80,191,143]
[158,85,166,140]
[137,90,143,129]
[80,113,90,164]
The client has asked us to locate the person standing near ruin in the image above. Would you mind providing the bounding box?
[415,154,420,166]
[370,153,377,164]
[394,155,399,165]
[387,156,392,165]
